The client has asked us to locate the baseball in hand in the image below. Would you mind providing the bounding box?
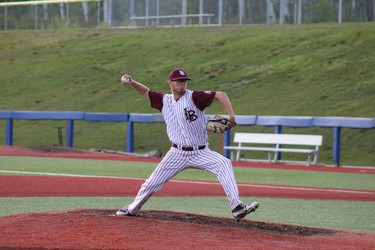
[121,75,131,84]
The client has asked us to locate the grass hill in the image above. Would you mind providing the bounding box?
[0,23,374,166]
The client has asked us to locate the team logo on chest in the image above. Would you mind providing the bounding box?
[184,108,197,121]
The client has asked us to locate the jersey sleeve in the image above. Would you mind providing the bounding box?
[149,90,164,112]
[192,90,216,111]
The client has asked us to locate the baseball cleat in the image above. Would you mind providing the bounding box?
[232,201,260,221]
[115,206,136,216]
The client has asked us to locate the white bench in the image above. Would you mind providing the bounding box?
[130,14,215,26]
[224,133,323,166]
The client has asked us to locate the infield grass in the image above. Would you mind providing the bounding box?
[0,156,374,190]
[0,196,373,233]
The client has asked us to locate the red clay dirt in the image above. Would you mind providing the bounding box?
[0,146,374,249]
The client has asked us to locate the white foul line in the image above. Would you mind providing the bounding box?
[0,170,374,195]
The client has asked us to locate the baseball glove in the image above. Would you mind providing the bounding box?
[206,115,236,133]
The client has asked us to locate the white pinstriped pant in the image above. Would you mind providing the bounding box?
[127,147,243,214]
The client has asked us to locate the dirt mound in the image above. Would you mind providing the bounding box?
[69,209,336,237]
[1,209,374,250]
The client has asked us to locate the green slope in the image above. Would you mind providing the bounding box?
[0,23,374,166]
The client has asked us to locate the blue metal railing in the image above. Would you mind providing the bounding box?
[1,110,374,166]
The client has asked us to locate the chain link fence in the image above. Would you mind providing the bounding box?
[1,0,374,30]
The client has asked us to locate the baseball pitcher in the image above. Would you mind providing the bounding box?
[116,68,259,221]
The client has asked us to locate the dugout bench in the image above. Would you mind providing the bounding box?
[224,132,323,166]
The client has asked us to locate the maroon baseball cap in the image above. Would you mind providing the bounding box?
[169,68,191,81]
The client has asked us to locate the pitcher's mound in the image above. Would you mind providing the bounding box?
[1,209,374,249]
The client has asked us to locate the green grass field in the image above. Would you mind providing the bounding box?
[0,156,374,232]
[1,23,375,166]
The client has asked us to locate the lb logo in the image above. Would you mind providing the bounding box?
[184,108,197,121]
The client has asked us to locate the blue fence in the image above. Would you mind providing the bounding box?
[1,111,374,166]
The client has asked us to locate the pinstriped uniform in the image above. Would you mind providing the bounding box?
[126,89,243,214]
[164,90,208,146]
